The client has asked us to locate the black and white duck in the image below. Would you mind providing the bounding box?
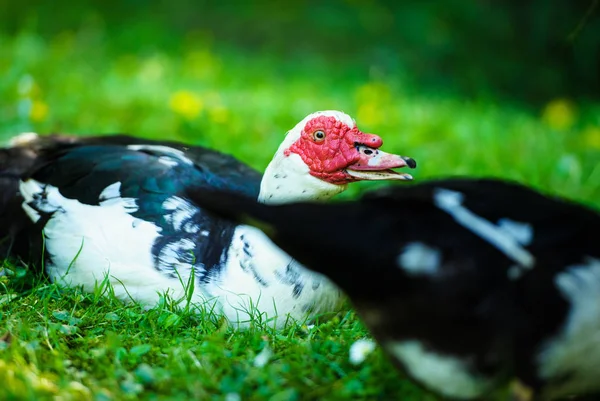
[0,110,416,329]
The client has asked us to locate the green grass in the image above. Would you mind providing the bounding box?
[1,22,600,401]
[0,268,436,401]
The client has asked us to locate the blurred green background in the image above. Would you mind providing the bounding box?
[1,0,599,205]
[1,2,600,400]
[2,0,600,102]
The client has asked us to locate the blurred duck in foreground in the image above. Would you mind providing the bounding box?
[185,178,600,400]
[0,110,416,329]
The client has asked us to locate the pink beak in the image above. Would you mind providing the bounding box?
[347,145,416,181]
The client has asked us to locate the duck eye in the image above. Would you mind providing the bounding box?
[313,130,326,142]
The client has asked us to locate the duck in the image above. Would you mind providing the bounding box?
[186,177,600,400]
[0,110,417,329]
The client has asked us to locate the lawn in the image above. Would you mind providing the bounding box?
[1,7,600,401]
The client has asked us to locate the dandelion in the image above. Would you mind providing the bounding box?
[349,338,376,365]
[542,98,576,131]
[253,344,272,368]
[169,90,203,120]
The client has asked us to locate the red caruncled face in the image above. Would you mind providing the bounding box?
[284,115,385,184]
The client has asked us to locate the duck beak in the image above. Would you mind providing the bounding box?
[346,145,416,181]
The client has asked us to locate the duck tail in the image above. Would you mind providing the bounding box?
[0,132,69,259]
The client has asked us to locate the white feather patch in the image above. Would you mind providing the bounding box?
[19,181,342,330]
[537,258,600,398]
[397,242,441,276]
[8,132,38,147]
[386,340,491,399]
[162,196,198,231]
[497,218,533,246]
[99,182,122,203]
[157,238,199,269]
[433,188,535,270]
[20,180,64,215]
[157,156,179,167]
[127,144,194,166]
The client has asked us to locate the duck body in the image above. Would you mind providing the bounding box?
[188,178,600,399]
[0,133,261,260]
[1,111,416,328]
[21,142,339,326]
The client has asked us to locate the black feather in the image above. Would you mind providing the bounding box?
[186,178,600,399]
[1,134,262,279]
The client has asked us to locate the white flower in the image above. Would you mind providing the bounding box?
[253,344,272,368]
[349,338,376,365]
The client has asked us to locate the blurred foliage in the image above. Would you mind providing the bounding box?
[1,0,599,104]
[0,2,600,399]
[1,3,599,203]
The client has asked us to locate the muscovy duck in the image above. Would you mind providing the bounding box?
[0,132,265,260]
[186,178,600,400]
[0,110,417,329]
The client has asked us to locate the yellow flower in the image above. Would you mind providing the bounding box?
[542,98,576,130]
[357,102,382,126]
[169,90,203,120]
[29,100,48,122]
[354,81,393,127]
[582,126,600,149]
